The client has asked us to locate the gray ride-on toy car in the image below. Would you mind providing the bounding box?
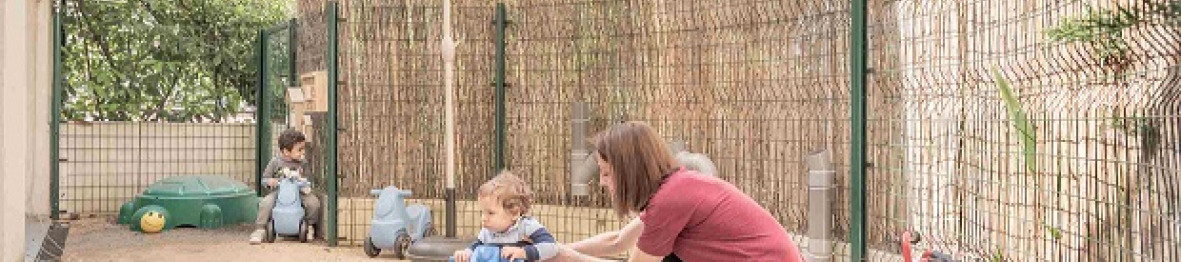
[364,185,435,258]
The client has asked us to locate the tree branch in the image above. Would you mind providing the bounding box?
[77,0,128,89]
[150,71,181,121]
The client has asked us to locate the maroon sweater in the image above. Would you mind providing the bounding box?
[637,168,804,262]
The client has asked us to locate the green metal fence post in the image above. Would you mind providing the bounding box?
[256,29,270,197]
[849,0,869,260]
[51,8,63,220]
[288,18,298,87]
[494,3,507,175]
[326,0,340,247]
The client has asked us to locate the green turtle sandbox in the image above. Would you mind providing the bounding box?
[118,175,259,232]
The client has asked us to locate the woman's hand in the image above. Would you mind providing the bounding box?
[453,249,472,262]
[501,246,528,260]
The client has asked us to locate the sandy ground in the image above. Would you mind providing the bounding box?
[59,217,406,262]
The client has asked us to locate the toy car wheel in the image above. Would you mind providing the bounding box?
[364,237,381,258]
[264,221,277,243]
[298,221,309,243]
[392,230,411,259]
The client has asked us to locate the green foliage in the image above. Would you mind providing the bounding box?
[1045,2,1180,64]
[991,68,1038,176]
[62,0,288,122]
[1110,110,1163,158]
[1045,5,1139,63]
[1045,223,1062,240]
[264,30,293,122]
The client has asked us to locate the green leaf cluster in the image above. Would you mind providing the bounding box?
[62,0,289,122]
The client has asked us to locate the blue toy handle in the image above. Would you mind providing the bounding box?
[272,176,310,188]
[286,177,310,188]
[369,188,412,197]
[447,257,526,262]
[449,245,528,262]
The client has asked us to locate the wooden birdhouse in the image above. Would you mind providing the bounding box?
[300,71,328,113]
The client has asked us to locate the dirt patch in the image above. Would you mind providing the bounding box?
[60,217,402,262]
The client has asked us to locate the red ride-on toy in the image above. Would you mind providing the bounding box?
[901,231,956,262]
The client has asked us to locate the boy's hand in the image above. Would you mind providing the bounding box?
[266,178,278,188]
[500,246,527,260]
[453,249,472,262]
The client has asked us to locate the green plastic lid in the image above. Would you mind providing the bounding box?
[142,175,252,197]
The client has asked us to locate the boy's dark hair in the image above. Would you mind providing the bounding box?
[278,129,307,151]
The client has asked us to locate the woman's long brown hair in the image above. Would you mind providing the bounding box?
[593,121,678,217]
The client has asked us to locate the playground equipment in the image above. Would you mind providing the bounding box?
[364,186,435,258]
[118,175,258,233]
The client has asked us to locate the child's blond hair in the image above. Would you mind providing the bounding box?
[478,171,534,216]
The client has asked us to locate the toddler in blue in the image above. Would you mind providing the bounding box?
[453,171,557,261]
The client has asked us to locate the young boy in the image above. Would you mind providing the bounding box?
[249,129,321,244]
[453,171,558,261]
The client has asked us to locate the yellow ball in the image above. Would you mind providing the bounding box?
[140,211,166,233]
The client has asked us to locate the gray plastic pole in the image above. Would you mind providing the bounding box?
[805,149,835,262]
[570,102,592,196]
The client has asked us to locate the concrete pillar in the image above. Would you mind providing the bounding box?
[1,0,32,260]
[805,149,835,262]
[28,0,53,218]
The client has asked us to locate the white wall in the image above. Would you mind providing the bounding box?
[28,0,53,218]
[2,0,31,260]
[2,0,52,260]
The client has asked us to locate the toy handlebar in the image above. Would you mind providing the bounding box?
[449,245,528,262]
[270,176,310,189]
[447,257,526,262]
[282,176,311,187]
[369,188,413,197]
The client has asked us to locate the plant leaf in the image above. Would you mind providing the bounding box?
[992,68,1038,177]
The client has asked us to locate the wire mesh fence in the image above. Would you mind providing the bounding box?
[55,0,271,216]
[868,0,1181,260]
[57,123,259,215]
[326,0,500,245]
[501,0,846,249]
[292,0,1181,260]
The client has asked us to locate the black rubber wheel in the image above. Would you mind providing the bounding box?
[392,230,411,259]
[298,221,309,243]
[364,237,381,258]
[264,221,277,243]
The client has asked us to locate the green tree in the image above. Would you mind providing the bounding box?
[62,0,289,122]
